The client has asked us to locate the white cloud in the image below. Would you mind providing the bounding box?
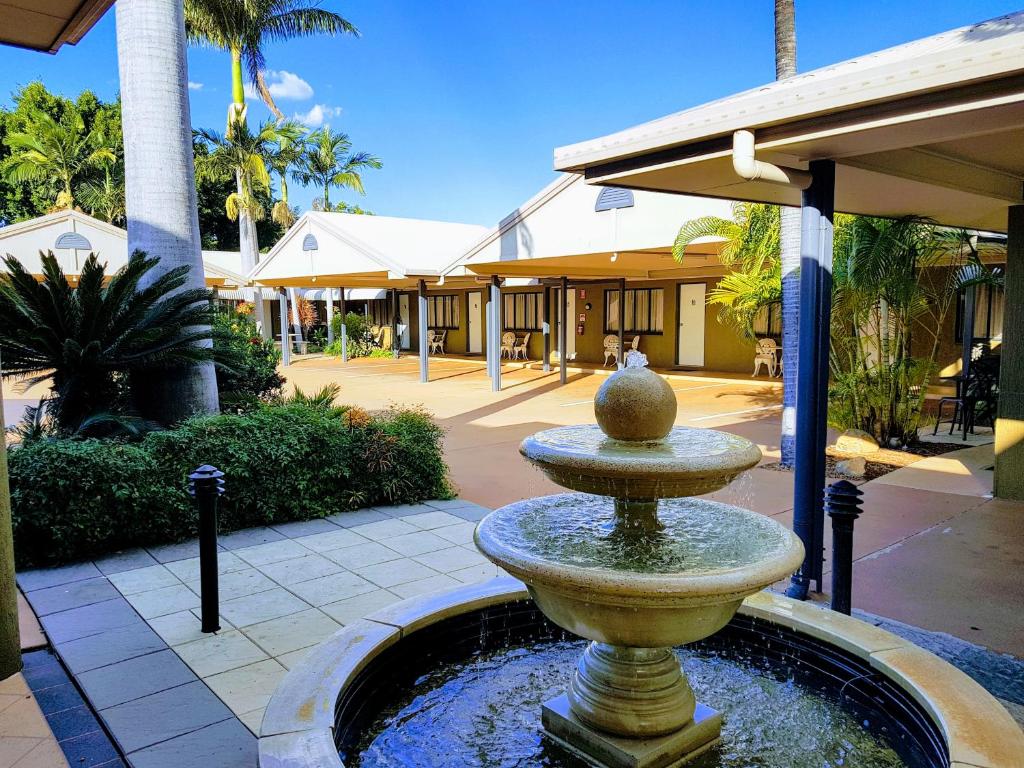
[292,104,343,128]
[244,70,314,102]
[187,81,204,90]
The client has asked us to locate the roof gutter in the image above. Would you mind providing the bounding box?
[732,130,812,189]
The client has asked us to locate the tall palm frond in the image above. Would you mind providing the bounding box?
[79,167,126,224]
[292,127,380,208]
[194,120,276,222]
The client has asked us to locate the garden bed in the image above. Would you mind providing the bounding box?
[762,441,968,482]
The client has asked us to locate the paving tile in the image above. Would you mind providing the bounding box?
[241,609,339,657]
[390,574,461,598]
[44,704,103,742]
[268,518,340,538]
[293,528,369,553]
[449,505,490,522]
[19,655,68,691]
[218,527,285,551]
[326,508,390,527]
[163,552,248,582]
[0,695,52,738]
[123,584,200,620]
[126,718,256,768]
[17,563,101,593]
[402,511,466,530]
[276,648,313,670]
[77,649,194,710]
[423,498,480,511]
[32,683,85,716]
[174,631,268,677]
[24,578,120,617]
[106,565,180,596]
[59,729,120,767]
[232,539,307,567]
[433,521,477,545]
[384,531,451,557]
[184,568,278,602]
[320,589,402,625]
[93,549,159,576]
[58,622,166,674]
[99,680,233,754]
[372,503,435,518]
[40,598,141,644]
[237,707,264,735]
[11,738,69,768]
[218,587,308,628]
[414,546,489,573]
[18,592,46,652]
[0,735,37,766]
[204,659,286,714]
[145,539,200,564]
[256,554,341,586]
[283,570,376,607]
[353,559,439,588]
[348,518,419,540]
[450,562,500,583]
[148,610,234,647]
[321,542,401,569]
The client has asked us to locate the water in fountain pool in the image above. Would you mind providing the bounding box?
[347,638,918,768]
[479,493,791,574]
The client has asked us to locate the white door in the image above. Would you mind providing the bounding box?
[554,288,576,360]
[399,294,411,349]
[467,291,483,354]
[677,283,706,367]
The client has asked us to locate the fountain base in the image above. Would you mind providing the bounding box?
[542,695,722,768]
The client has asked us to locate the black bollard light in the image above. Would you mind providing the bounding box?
[825,479,864,615]
[189,465,225,633]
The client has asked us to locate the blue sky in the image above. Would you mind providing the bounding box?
[1,0,1019,227]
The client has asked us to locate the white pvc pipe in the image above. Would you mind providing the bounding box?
[732,130,812,189]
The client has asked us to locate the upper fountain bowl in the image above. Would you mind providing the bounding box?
[521,424,762,499]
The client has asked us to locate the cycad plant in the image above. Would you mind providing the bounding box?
[0,251,216,434]
[3,107,116,211]
[294,127,381,210]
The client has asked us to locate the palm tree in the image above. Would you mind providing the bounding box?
[3,107,116,211]
[265,119,307,227]
[115,0,219,422]
[294,127,381,211]
[775,0,800,468]
[194,120,276,226]
[184,0,358,336]
[0,251,217,433]
[79,167,126,225]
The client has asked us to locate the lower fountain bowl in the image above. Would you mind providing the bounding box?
[258,579,1024,768]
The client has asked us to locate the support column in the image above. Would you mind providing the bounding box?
[339,288,348,363]
[617,277,626,369]
[491,276,502,392]
[485,284,494,379]
[787,159,835,600]
[325,288,335,344]
[391,288,400,359]
[560,276,568,385]
[995,205,1024,500]
[418,280,429,383]
[288,287,304,342]
[542,286,552,373]
[278,290,291,367]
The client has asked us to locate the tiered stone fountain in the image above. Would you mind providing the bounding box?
[475,358,805,768]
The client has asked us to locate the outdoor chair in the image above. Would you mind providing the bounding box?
[933,353,1000,440]
[753,338,779,377]
[429,329,447,354]
[603,335,620,366]
[512,332,531,360]
[501,332,516,359]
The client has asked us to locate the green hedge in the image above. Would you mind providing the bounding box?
[9,404,453,567]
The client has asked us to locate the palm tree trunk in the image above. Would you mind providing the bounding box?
[776,0,800,468]
[0,379,20,680]
[116,0,219,422]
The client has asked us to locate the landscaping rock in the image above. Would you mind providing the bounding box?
[834,429,879,455]
[835,456,867,478]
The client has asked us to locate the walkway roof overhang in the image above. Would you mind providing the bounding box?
[250,211,487,289]
[0,0,113,53]
[0,210,246,287]
[554,12,1024,233]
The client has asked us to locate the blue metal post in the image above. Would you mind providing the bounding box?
[339,287,348,363]
[787,159,835,600]
[491,276,502,392]
[418,280,429,383]
[542,286,551,373]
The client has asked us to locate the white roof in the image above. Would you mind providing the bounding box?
[0,210,247,286]
[250,211,488,287]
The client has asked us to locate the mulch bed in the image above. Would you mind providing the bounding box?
[762,441,970,481]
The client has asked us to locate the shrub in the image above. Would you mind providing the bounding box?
[8,402,453,567]
[326,312,383,358]
[213,308,285,410]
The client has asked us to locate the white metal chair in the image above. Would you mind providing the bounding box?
[500,332,516,359]
[623,336,641,365]
[753,338,779,377]
[512,332,531,360]
[429,329,446,354]
[603,335,620,367]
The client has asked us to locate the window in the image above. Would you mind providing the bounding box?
[367,299,392,327]
[503,292,543,331]
[605,288,664,334]
[427,295,460,329]
[753,304,782,337]
[955,282,1004,343]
